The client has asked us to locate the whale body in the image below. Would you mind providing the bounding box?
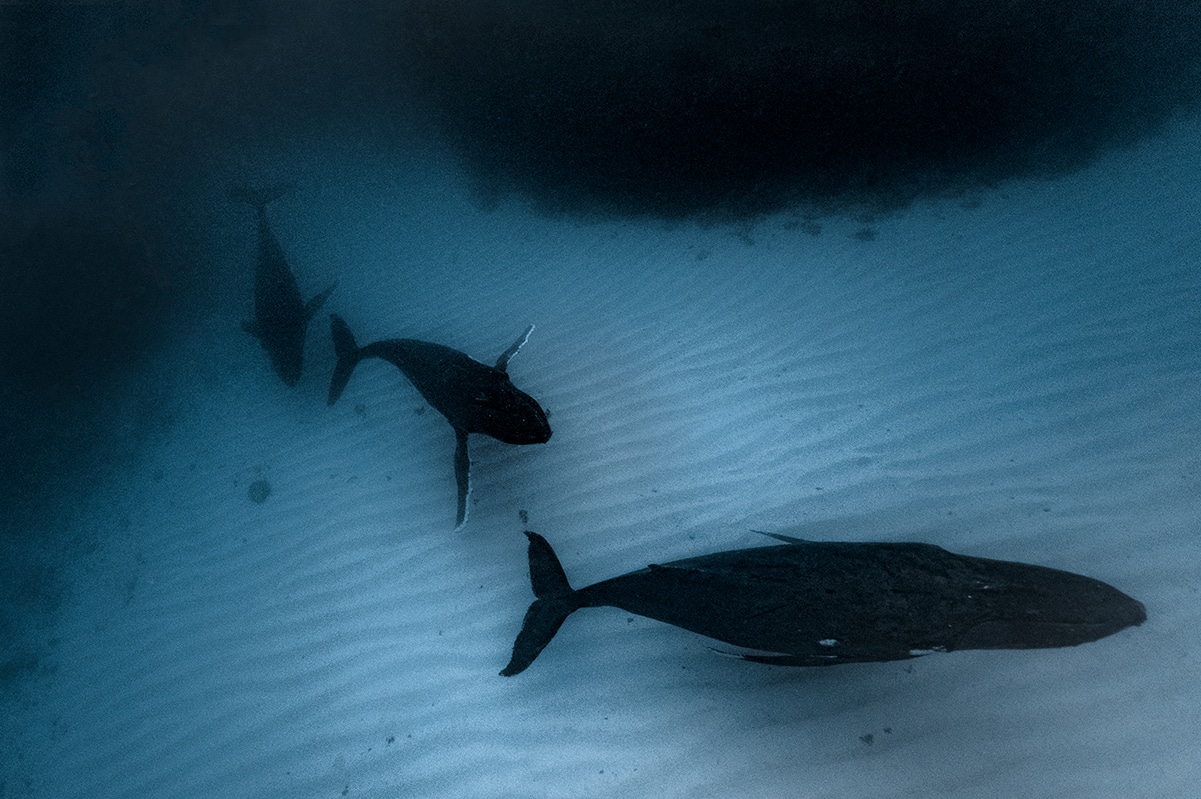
[230,183,336,386]
[328,314,552,528]
[501,531,1146,676]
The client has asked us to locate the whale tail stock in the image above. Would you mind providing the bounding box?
[228,181,296,210]
[328,313,362,406]
[501,531,581,676]
[231,181,336,330]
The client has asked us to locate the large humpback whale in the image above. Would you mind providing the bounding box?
[328,314,552,528]
[501,531,1145,676]
[230,184,336,386]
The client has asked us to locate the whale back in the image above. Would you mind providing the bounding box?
[576,540,1146,665]
[359,338,552,443]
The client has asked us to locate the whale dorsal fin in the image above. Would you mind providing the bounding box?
[495,325,535,373]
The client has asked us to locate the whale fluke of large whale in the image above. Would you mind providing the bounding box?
[230,183,336,386]
[328,314,552,529]
[501,531,1146,676]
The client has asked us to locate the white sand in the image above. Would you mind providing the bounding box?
[4,115,1200,799]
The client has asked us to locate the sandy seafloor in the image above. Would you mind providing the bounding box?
[4,112,1201,799]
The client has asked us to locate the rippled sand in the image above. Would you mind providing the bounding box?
[4,117,1199,799]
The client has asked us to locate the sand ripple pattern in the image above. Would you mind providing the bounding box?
[8,121,1201,799]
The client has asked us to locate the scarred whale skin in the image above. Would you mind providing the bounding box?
[501,531,1146,676]
[328,314,552,528]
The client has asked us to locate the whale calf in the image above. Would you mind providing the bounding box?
[502,531,1146,676]
[230,183,336,386]
[329,314,552,528]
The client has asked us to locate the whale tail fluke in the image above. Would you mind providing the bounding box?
[328,313,361,406]
[501,531,580,676]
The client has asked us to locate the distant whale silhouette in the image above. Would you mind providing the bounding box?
[501,531,1145,676]
[230,183,336,386]
[328,314,552,528]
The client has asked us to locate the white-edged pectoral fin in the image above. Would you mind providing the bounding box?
[495,324,535,373]
[453,429,471,529]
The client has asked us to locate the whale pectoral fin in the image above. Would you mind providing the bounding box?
[717,647,924,667]
[710,648,846,667]
[304,281,338,321]
[453,428,471,529]
[709,647,800,664]
[735,652,843,667]
[495,324,535,373]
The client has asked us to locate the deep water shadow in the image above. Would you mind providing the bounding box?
[396,0,1201,220]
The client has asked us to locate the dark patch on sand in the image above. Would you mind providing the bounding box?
[248,479,271,504]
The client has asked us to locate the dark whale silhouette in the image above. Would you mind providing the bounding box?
[501,531,1146,676]
[230,183,336,386]
[328,314,552,528]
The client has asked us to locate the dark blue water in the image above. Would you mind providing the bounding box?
[3,4,1200,797]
